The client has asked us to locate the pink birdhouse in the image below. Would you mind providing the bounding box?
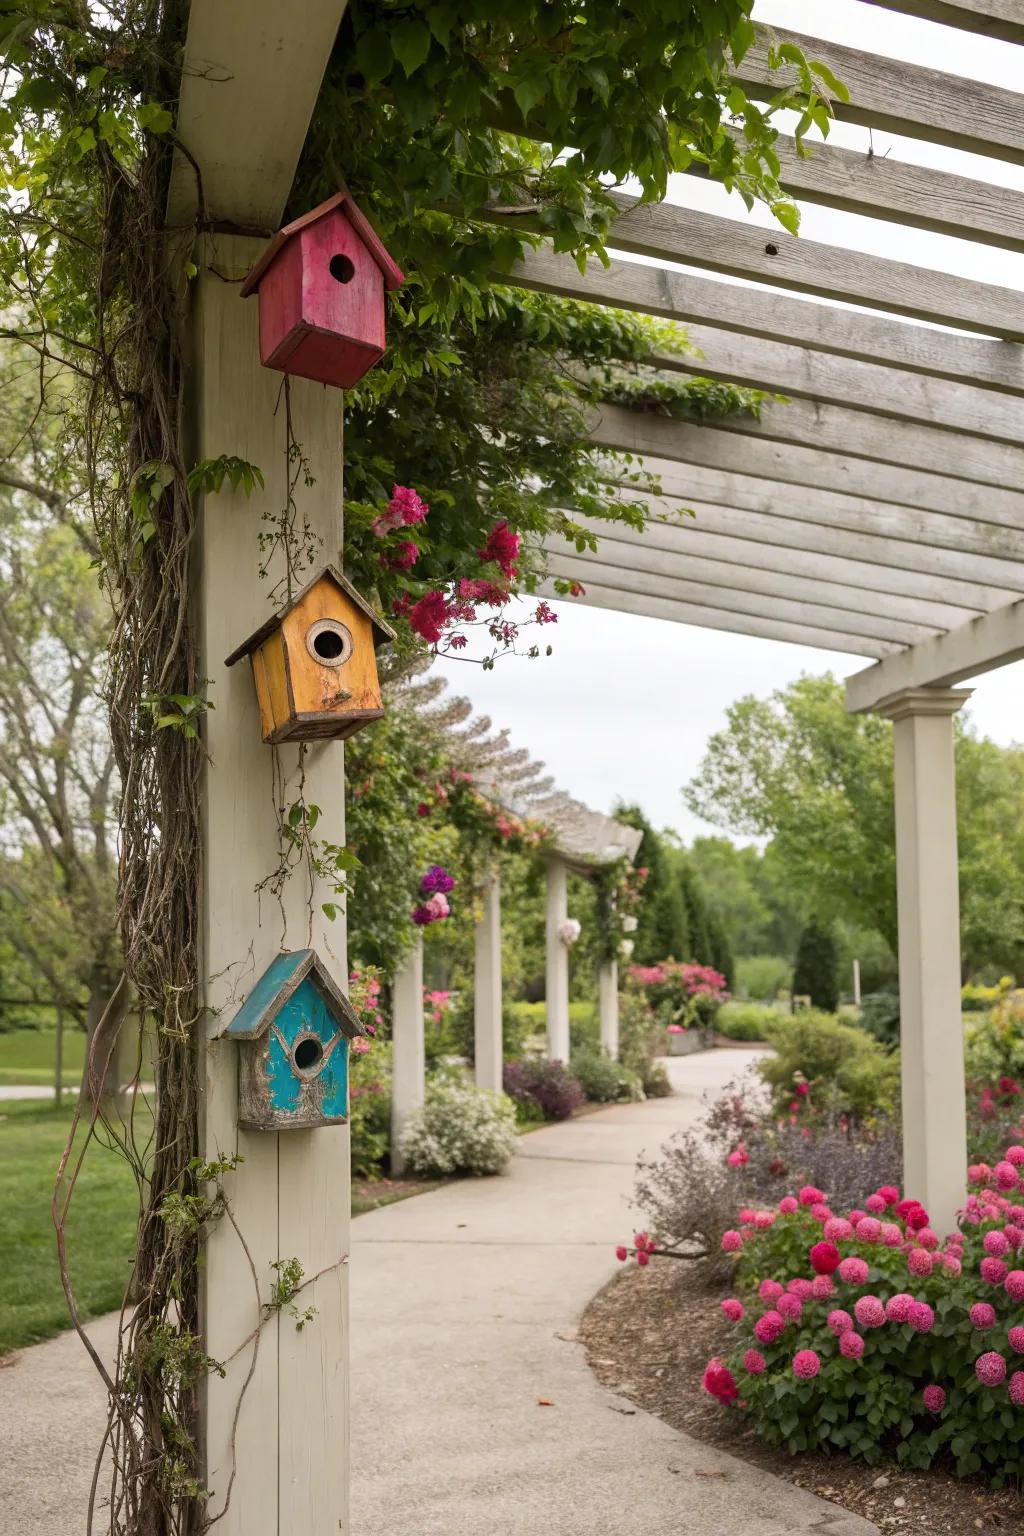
[240,188,404,390]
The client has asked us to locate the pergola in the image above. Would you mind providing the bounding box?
[495,5,1024,1240]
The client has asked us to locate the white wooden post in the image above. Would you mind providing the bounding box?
[194,235,350,1534]
[599,959,619,1059]
[474,871,503,1093]
[880,687,972,1235]
[390,933,425,1176]
[853,958,862,1007]
[545,856,570,1062]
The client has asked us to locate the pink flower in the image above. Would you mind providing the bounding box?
[909,1301,935,1333]
[811,1274,835,1300]
[917,1228,939,1251]
[824,1217,853,1242]
[799,1185,825,1206]
[1007,1146,1024,1167]
[727,1145,749,1168]
[943,1254,962,1276]
[848,1209,865,1226]
[636,1250,650,1268]
[477,520,520,580]
[759,1279,784,1303]
[721,1299,745,1322]
[876,1185,900,1207]
[838,1257,869,1285]
[865,1193,886,1214]
[985,1229,1011,1257]
[810,1202,832,1221]
[787,1278,814,1300]
[1008,1326,1024,1353]
[408,590,451,644]
[391,484,428,526]
[854,1295,885,1329]
[982,1256,1009,1285]
[969,1164,992,1187]
[839,1331,865,1359]
[1005,1224,1023,1249]
[754,1311,785,1344]
[351,1036,371,1056]
[1006,1271,1024,1302]
[778,1294,803,1323]
[996,1162,1019,1191]
[970,1302,997,1329]
[703,1357,739,1405]
[753,1210,776,1230]
[778,1196,799,1215]
[1011,1372,1024,1406]
[615,1245,628,1262]
[881,1223,903,1248]
[792,1349,820,1379]
[827,1309,854,1335]
[855,1217,882,1244]
[885,1293,915,1324]
[386,539,420,571]
[743,1348,767,1375]
[976,1351,1007,1386]
[922,1384,946,1413]
[424,892,449,920]
[721,1230,742,1253]
[810,1241,841,1275]
[907,1248,933,1278]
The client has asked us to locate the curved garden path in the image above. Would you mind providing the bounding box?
[0,1049,879,1535]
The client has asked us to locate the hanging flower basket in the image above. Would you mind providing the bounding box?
[558,917,581,947]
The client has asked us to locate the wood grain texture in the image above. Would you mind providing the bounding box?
[507,246,1024,394]
[602,192,1024,340]
[860,0,1024,43]
[738,24,1024,164]
[193,233,349,1536]
[281,582,381,717]
[588,402,1024,526]
[847,599,1024,709]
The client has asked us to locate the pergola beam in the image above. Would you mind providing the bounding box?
[507,248,1024,395]
[738,24,1024,165]
[860,0,1024,44]
[847,601,1024,711]
[589,403,1024,528]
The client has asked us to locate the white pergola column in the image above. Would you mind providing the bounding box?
[599,959,619,1059]
[195,236,349,1534]
[880,686,972,1235]
[545,856,571,1061]
[390,934,425,1177]
[474,871,503,1093]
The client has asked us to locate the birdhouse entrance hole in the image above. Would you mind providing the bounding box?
[293,1035,324,1074]
[329,253,355,284]
[305,618,354,668]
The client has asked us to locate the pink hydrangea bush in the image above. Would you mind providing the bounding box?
[698,1143,1024,1483]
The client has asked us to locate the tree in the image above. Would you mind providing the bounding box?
[613,803,689,964]
[793,921,839,1012]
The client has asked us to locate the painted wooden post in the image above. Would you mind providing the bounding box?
[880,687,971,1235]
[599,959,619,1060]
[390,933,425,1177]
[193,234,350,1536]
[545,856,571,1062]
[473,871,503,1093]
[853,959,862,1007]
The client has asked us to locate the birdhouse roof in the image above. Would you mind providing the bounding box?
[217,949,365,1041]
[240,187,405,297]
[224,563,396,667]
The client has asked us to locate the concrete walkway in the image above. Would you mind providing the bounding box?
[0,1049,879,1535]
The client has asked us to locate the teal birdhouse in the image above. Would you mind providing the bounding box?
[218,950,366,1131]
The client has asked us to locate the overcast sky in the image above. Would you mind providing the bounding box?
[435,0,1024,843]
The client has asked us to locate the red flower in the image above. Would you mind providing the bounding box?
[387,539,420,571]
[567,580,586,597]
[458,577,508,606]
[809,1241,841,1275]
[702,1358,739,1406]
[478,520,520,580]
[408,590,451,644]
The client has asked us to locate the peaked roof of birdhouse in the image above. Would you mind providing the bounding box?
[239,187,405,296]
[217,948,365,1040]
[224,563,396,667]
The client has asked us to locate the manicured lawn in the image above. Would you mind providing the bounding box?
[0,1025,86,1085]
[0,1099,140,1354]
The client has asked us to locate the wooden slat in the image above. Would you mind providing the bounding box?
[540,576,888,656]
[738,24,1024,165]
[545,552,936,645]
[575,525,980,627]
[507,247,1024,394]
[601,193,1024,340]
[589,402,1024,526]
[860,0,1024,44]
[847,600,1024,711]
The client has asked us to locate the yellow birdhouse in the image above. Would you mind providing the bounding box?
[225,564,394,744]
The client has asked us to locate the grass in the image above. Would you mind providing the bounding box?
[0,1025,86,1085]
[0,1098,141,1355]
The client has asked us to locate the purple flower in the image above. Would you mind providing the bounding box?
[420,864,455,896]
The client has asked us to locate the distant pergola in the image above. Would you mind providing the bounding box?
[498,3,1024,1233]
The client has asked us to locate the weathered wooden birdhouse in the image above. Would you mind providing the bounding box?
[239,188,405,389]
[218,949,366,1131]
[225,563,395,744]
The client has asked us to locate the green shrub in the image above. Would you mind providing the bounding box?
[965,990,1024,1086]
[572,1048,644,1104]
[758,1011,900,1123]
[792,923,840,1012]
[502,1057,584,1120]
[716,1001,782,1042]
[398,1074,517,1177]
[856,990,900,1049]
[350,1041,392,1180]
[642,1060,672,1097]
[735,954,792,1001]
[501,1000,597,1056]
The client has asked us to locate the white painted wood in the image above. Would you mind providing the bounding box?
[598,192,1024,340]
[853,960,862,1009]
[390,934,425,1178]
[545,857,571,1061]
[194,234,349,1535]
[549,537,982,632]
[473,871,504,1094]
[599,960,619,1061]
[507,244,1024,394]
[846,600,1024,712]
[881,689,972,1233]
[168,0,349,228]
[544,552,937,646]
[589,403,1024,527]
[541,577,886,657]
[861,0,1024,45]
[739,24,1024,165]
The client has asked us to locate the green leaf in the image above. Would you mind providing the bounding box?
[355,27,393,85]
[322,902,338,922]
[392,20,431,77]
[810,60,850,104]
[513,74,547,120]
